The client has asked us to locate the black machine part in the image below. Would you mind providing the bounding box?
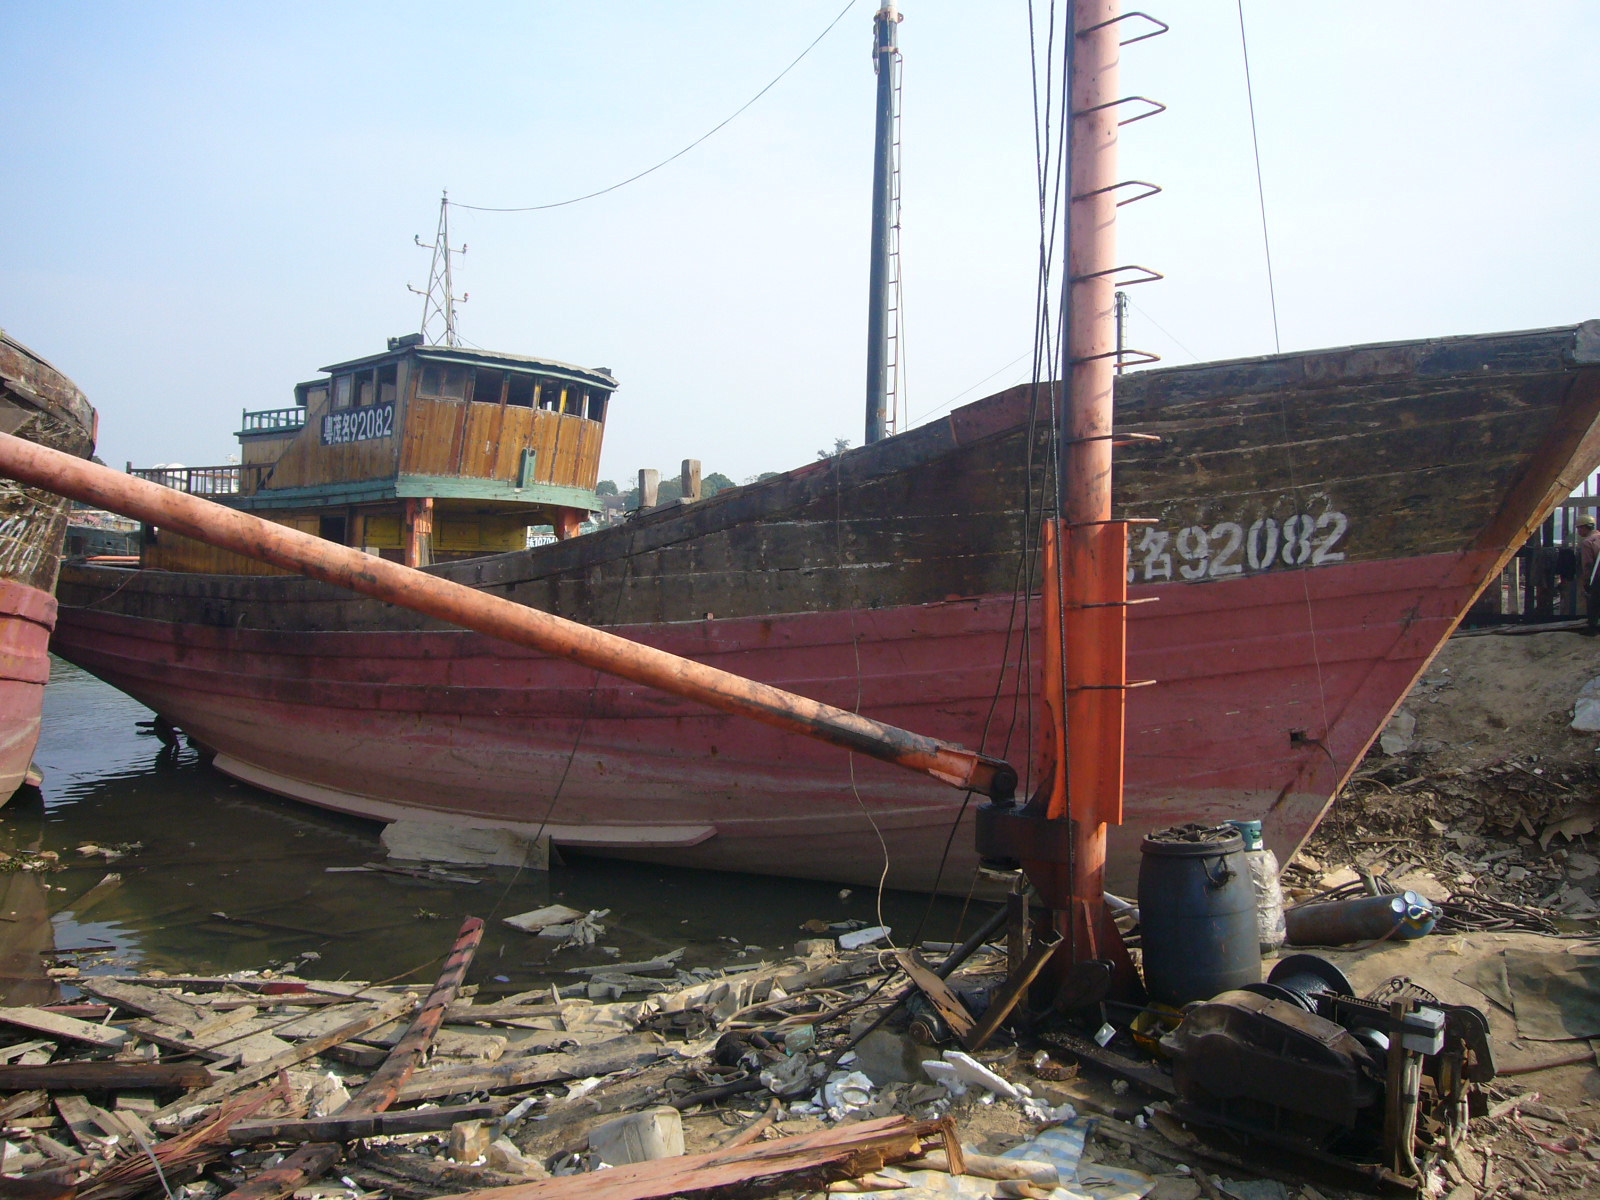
[1160,989,1383,1150]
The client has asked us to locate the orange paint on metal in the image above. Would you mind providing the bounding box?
[0,432,1015,803]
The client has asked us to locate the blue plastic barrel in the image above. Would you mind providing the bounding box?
[1138,824,1262,1006]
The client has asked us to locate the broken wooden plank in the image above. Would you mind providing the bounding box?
[428,1115,947,1200]
[215,916,485,1200]
[149,992,415,1122]
[225,1101,503,1146]
[0,1092,49,1122]
[0,1062,213,1091]
[121,1019,238,1064]
[0,1006,129,1049]
[395,1035,665,1103]
[443,1002,563,1024]
[55,1093,113,1152]
[76,979,208,1028]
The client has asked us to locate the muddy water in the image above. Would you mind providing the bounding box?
[14,658,972,997]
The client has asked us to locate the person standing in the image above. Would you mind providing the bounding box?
[1580,515,1600,632]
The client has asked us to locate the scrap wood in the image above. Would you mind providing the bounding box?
[118,1020,237,1063]
[429,1115,953,1200]
[395,1034,665,1103]
[0,1063,213,1092]
[0,1007,129,1050]
[0,1091,51,1122]
[75,979,208,1028]
[225,1101,504,1146]
[76,1078,294,1200]
[214,916,485,1200]
[443,1002,562,1024]
[713,1098,780,1150]
[148,992,416,1122]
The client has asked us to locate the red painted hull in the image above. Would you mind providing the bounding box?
[48,324,1600,890]
[54,547,1497,893]
[0,584,56,800]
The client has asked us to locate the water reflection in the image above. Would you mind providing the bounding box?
[20,658,969,995]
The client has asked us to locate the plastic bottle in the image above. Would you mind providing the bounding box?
[1227,819,1286,955]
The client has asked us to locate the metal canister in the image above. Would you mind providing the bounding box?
[1284,890,1439,946]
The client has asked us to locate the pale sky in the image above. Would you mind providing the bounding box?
[5,2,1597,489]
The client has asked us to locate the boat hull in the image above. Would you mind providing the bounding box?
[50,324,1600,890]
[0,336,96,803]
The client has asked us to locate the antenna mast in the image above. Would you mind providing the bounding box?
[410,192,468,347]
[863,3,902,445]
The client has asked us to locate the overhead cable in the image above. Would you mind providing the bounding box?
[454,0,861,214]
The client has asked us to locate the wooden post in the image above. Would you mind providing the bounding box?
[404,497,434,568]
[638,469,659,509]
[681,459,702,502]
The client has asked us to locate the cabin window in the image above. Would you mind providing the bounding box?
[377,363,398,404]
[473,368,506,405]
[586,392,608,423]
[536,378,557,411]
[355,369,376,407]
[418,362,470,401]
[319,515,347,545]
[332,375,353,409]
[506,373,535,407]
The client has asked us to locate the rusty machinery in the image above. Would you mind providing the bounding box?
[1161,955,1494,1189]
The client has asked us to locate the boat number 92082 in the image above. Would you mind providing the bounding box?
[322,402,396,446]
[1129,510,1349,584]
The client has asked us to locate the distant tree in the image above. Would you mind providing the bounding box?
[816,438,852,460]
[744,471,779,485]
[595,479,619,496]
[702,472,736,497]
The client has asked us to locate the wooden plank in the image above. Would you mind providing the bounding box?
[0,1006,129,1048]
[77,978,208,1029]
[0,1062,212,1091]
[149,992,415,1122]
[427,1115,945,1200]
[123,1019,238,1063]
[396,1036,665,1103]
[55,1093,110,1152]
[225,1101,502,1146]
[0,1091,49,1122]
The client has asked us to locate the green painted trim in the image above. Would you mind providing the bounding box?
[395,474,598,510]
[222,474,598,513]
[224,478,400,511]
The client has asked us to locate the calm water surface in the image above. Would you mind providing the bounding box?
[14,658,970,996]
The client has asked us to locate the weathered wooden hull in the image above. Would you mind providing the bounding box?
[50,324,1600,891]
[0,335,97,802]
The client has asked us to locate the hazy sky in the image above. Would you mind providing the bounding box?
[5,2,1597,488]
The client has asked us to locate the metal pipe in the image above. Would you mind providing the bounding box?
[1029,0,1132,989]
[0,432,1017,802]
[864,2,901,445]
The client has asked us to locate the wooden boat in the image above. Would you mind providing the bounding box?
[48,321,1600,891]
[0,333,97,801]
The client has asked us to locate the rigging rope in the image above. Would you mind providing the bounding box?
[453,0,860,214]
[1236,0,1282,352]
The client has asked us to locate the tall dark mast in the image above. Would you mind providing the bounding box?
[864,3,901,445]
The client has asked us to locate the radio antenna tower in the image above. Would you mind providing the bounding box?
[409,192,467,346]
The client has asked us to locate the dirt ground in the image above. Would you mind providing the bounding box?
[1287,625,1600,1195]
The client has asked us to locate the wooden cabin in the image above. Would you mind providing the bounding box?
[134,335,616,573]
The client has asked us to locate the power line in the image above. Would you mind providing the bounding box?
[453,1,861,214]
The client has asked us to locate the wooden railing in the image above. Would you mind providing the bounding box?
[129,465,243,495]
[240,407,306,434]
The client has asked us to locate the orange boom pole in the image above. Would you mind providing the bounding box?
[0,432,1016,804]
